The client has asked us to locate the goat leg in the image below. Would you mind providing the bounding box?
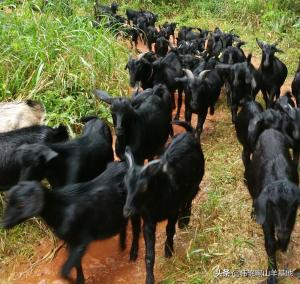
[242,147,250,168]
[262,90,269,109]
[61,244,87,284]
[130,215,141,261]
[269,90,276,108]
[225,81,231,107]
[184,91,192,124]
[75,264,84,284]
[119,220,128,251]
[165,215,177,258]
[231,104,238,124]
[178,201,192,229]
[196,108,208,136]
[143,221,156,284]
[174,88,183,120]
[263,224,278,284]
[171,93,176,110]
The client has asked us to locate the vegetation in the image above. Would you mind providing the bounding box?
[0,0,299,282]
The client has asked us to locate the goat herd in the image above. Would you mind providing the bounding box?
[1,2,300,284]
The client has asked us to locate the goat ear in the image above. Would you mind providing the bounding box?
[274,47,284,53]
[254,191,268,225]
[248,115,264,152]
[125,146,135,168]
[142,159,161,175]
[256,38,264,49]
[42,147,58,163]
[80,116,98,123]
[93,90,114,105]
[175,76,188,83]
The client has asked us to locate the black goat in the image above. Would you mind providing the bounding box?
[292,58,300,107]
[94,84,172,164]
[145,25,158,51]
[3,161,140,284]
[219,43,246,65]
[178,54,203,70]
[125,25,142,50]
[94,0,118,21]
[176,68,222,136]
[235,101,264,167]
[256,39,288,108]
[152,51,185,119]
[216,54,260,123]
[15,117,113,188]
[245,128,299,284]
[205,32,223,57]
[143,11,158,26]
[0,125,68,190]
[248,107,300,165]
[177,40,204,55]
[219,43,247,106]
[162,22,177,43]
[123,121,204,284]
[154,36,169,57]
[126,51,184,119]
[254,180,300,284]
[246,128,298,200]
[125,52,156,90]
[126,8,142,25]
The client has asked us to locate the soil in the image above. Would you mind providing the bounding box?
[1,40,296,284]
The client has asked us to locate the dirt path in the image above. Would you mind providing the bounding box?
[2,41,296,284]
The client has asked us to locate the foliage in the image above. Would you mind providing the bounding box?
[0,0,130,130]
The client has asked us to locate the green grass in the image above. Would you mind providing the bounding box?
[0,0,130,130]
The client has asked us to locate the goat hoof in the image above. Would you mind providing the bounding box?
[178,217,189,229]
[267,275,278,284]
[146,276,155,284]
[129,249,138,262]
[250,210,256,221]
[76,277,85,284]
[61,270,72,283]
[164,246,173,258]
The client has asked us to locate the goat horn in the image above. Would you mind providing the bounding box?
[141,159,161,172]
[182,68,195,82]
[198,70,210,81]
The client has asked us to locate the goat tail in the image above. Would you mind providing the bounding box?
[171,120,194,134]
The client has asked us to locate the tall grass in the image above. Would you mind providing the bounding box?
[0,0,130,130]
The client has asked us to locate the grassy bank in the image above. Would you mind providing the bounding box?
[0,0,130,130]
